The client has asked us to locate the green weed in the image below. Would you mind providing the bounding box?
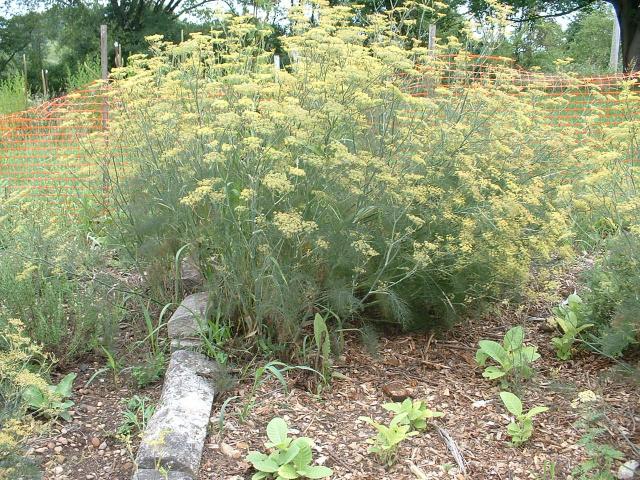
[475,326,540,385]
[499,391,548,447]
[246,417,333,479]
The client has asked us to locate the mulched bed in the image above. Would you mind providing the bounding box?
[24,321,163,480]
[25,367,161,480]
[199,315,639,479]
[22,256,638,480]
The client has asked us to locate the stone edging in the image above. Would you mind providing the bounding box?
[132,293,215,480]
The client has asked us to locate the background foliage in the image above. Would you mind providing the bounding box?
[0,0,621,104]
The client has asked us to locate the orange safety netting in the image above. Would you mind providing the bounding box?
[407,55,640,129]
[0,82,109,200]
[1,56,638,200]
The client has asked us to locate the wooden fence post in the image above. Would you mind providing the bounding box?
[41,69,49,99]
[100,24,109,190]
[274,54,280,82]
[100,24,109,129]
[428,24,437,57]
[22,54,28,105]
[114,42,123,68]
[100,25,108,84]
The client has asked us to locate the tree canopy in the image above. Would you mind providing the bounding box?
[469,0,636,71]
[0,0,631,97]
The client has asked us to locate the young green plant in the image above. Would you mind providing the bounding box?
[246,417,333,479]
[309,313,333,389]
[22,373,77,421]
[101,346,122,387]
[117,395,156,439]
[572,400,625,479]
[200,307,232,366]
[499,391,548,446]
[382,398,444,431]
[240,361,322,420]
[359,413,419,466]
[475,326,540,383]
[551,294,593,360]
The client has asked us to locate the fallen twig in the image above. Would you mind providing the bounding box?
[435,423,467,475]
[407,460,428,479]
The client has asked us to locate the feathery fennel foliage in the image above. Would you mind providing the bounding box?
[101,3,602,354]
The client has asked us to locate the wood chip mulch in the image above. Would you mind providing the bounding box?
[199,316,639,480]
[24,313,164,480]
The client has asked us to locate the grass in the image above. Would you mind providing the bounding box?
[0,74,27,115]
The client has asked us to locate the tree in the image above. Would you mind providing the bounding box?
[0,13,40,75]
[491,4,615,72]
[2,0,213,56]
[0,1,199,91]
[508,19,566,70]
[469,0,639,72]
[566,4,615,71]
[330,0,469,47]
[608,0,637,71]
[0,6,103,92]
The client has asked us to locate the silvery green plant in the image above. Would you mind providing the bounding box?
[246,417,333,479]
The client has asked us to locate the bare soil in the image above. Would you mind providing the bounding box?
[25,328,163,480]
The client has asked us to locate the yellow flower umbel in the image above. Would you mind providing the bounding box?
[273,211,318,239]
[101,1,629,344]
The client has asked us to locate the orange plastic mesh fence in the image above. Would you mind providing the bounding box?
[0,82,109,200]
[1,57,638,201]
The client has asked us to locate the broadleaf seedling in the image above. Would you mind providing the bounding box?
[23,372,77,421]
[499,391,548,446]
[475,326,540,382]
[246,417,333,479]
[551,294,593,360]
[359,413,419,466]
[382,398,444,431]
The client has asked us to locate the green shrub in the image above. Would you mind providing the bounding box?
[0,73,27,115]
[561,80,640,357]
[559,82,640,248]
[582,232,640,356]
[0,194,122,362]
[64,56,101,91]
[103,7,578,354]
